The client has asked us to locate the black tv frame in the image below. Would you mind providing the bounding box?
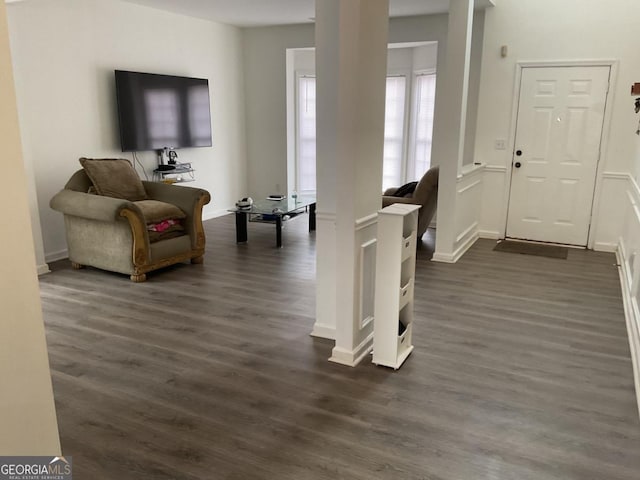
[114,70,212,152]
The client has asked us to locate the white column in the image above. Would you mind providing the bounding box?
[313,0,390,366]
[311,0,340,340]
[0,1,60,454]
[432,0,474,262]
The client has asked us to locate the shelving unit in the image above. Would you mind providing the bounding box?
[372,203,421,369]
[152,165,195,184]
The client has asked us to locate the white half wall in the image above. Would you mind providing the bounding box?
[615,172,640,416]
[432,151,484,263]
[0,1,60,454]
[7,0,248,261]
[475,0,640,244]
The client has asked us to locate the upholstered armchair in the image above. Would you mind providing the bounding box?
[382,166,439,239]
[50,159,210,282]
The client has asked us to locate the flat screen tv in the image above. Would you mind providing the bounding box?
[115,70,212,152]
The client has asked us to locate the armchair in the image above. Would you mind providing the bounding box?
[382,166,439,239]
[50,166,210,282]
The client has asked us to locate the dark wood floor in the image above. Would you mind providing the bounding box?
[39,214,640,479]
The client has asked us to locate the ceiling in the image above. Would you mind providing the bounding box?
[118,0,495,27]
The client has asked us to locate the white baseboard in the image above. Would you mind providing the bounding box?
[478,230,502,240]
[310,324,336,340]
[329,332,373,367]
[431,251,456,263]
[616,243,640,418]
[37,264,51,275]
[203,209,231,221]
[45,249,68,263]
[432,232,480,264]
[593,241,618,253]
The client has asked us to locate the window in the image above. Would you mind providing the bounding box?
[409,73,437,181]
[293,72,436,193]
[382,76,407,191]
[296,75,316,193]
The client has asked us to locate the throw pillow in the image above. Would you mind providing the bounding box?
[79,157,148,201]
[393,181,418,198]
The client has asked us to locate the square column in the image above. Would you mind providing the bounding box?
[313,0,390,366]
[432,0,475,262]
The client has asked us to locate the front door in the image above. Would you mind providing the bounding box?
[506,66,610,246]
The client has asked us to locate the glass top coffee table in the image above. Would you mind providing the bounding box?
[229,195,316,247]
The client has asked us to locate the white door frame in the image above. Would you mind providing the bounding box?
[501,59,618,249]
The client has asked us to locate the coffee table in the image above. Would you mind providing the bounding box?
[230,195,316,247]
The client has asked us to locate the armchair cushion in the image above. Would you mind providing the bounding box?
[80,157,148,201]
[134,200,186,224]
[135,199,187,244]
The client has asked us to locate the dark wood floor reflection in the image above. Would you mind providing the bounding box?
[39,214,640,479]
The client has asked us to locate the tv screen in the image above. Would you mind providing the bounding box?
[115,70,212,152]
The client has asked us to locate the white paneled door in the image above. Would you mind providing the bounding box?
[506,66,610,246]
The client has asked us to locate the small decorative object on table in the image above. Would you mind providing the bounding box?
[236,197,253,210]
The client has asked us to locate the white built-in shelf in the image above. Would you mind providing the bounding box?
[152,165,195,184]
[372,203,421,369]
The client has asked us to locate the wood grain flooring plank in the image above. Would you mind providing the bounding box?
[39,217,640,479]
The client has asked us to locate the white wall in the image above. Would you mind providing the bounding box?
[242,12,485,200]
[475,0,639,243]
[413,43,438,71]
[387,46,413,71]
[8,0,247,261]
[292,48,315,71]
[243,24,314,199]
[0,1,60,455]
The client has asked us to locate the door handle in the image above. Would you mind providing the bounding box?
[514,161,522,168]
[516,150,523,156]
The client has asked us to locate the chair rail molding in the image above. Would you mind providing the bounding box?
[484,164,508,173]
